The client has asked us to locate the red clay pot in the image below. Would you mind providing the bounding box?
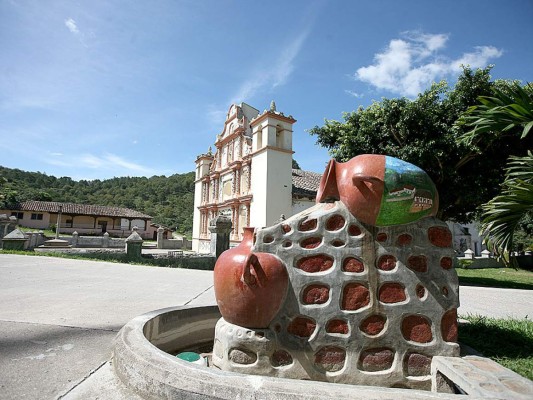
[317,155,385,225]
[214,227,288,328]
[316,154,438,226]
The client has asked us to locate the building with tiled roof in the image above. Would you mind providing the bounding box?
[291,168,322,199]
[192,102,321,253]
[1,201,155,239]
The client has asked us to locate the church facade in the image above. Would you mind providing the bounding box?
[192,102,321,253]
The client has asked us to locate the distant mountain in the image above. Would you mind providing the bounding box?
[0,166,195,235]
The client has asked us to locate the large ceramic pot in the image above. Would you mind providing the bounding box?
[316,154,439,226]
[213,227,288,328]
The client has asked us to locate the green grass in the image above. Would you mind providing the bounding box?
[459,315,533,380]
[17,226,58,237]
[456,267,533,290]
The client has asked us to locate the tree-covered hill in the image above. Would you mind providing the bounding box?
[0,166,195,235]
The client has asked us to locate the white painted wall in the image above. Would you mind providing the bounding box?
[249,148,292,227]
[292,198,316,216]
[192,157,212,252]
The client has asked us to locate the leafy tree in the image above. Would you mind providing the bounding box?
[309,67,533,223]
[0,166,196,236]
[292,159,301,169]
[459,83,533,263]
[0,175,19,208]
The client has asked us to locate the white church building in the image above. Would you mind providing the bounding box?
[192,102,321,253]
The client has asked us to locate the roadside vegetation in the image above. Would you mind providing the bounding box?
[456,267,533,290]
[459,315,533,380]
[0,249,215,270]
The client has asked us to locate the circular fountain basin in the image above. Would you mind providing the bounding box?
[113,305,462,400]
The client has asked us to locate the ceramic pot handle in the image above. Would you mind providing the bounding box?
[242,253,260,286]
[352,174,383,185]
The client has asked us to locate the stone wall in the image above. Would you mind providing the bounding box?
[158,238,191,250]
[72,234,125,248]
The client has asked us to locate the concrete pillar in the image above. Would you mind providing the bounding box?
[481,249,491,258]
[103,232,110,248]
[35,231,45,247]
[208,215,232,259]
[0,214,8,240]
[125,227,143,260]
[8,216,17,236]
[157,227,165,249]
[27,232,36,249]
[464,249,475,260]
[72,231,79,247]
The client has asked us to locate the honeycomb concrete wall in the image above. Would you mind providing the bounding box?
[213,201,459,389]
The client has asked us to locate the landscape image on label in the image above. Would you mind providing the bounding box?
[376,156,436,226]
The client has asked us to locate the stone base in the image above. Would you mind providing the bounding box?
[432,356,533,398]
[42,239,72,248]
[213,317,442,390]
[112,305,526,400]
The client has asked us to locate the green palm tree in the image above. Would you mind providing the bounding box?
[460,82,533,265]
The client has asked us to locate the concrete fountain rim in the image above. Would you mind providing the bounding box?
[112,305,466,400]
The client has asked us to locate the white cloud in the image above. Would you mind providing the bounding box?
[105,154,147,172]
[64,18,79,34]
[207,107,227,127]
[345,90,364,98]
[354,32,503,97]
[231,29,310,103]
[51,153,160,176]
[450,46,503,72]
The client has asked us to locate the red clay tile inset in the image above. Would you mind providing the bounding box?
[428,226,452,247]
[287,317,316,338]
[315,346,346,372]
[326,319,349,334]
[405,353,432,376]
[341,283,370,311]
[302,285,330,304]
[407,255,428,272]
[441,308,458,342]
[440,257,453,270]
[263,235,274,244]
[300,237,322,249]
[397,233,413,246]
[325,214,345,231]
[348,224,362,236]
[272,350,293,367]
[342,257,365,273]
[296,254,334,273]
[359,348,394,372]
[360,315,386,336]
[377,255,397,271]
[299,218,317,232]
[378,283,407,303]
[376,232,388,242]
[416,284,426,299]
[401,315,433,343]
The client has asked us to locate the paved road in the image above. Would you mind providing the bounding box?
[0,254,215,400]
[0,254,531,399]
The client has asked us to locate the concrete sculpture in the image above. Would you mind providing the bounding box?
[212,154,459,390]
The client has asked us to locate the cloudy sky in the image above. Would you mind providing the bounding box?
[1,0,532,180]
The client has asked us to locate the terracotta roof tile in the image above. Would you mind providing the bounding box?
[292,169,321,199]
[14,201,152,219]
